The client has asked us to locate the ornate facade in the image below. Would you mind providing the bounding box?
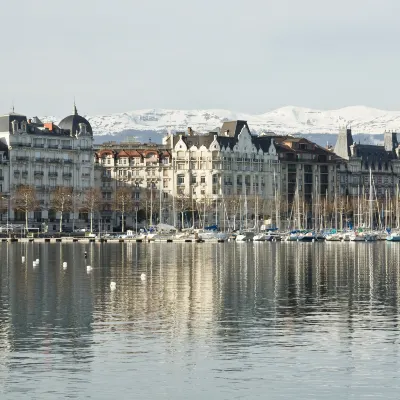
[0,105,94,228]
[334,128,400,198]
[95,121,279,229]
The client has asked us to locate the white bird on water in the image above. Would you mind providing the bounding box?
[110,281,116,290]
[141,273,146,281]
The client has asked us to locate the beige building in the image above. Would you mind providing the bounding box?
[0,106,94,229]
[95,121,279,230]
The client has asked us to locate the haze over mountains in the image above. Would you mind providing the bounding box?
[43,106,400,145]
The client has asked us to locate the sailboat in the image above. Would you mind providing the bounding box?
[236,188,255,241]
[351,169,377,242]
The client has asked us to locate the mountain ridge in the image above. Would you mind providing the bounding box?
[41,106,400,140]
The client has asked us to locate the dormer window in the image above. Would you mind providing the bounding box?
[11,120,18,133]
[79,123,87,135]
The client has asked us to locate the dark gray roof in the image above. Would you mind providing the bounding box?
[58,105,93,136]
[253,136,273,152]
[355,144,396,164]
[172,133,215,149]
[0,113,28,133]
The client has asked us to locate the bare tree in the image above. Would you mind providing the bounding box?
[50,186,73,232]
[70,191,83,231]
[224,195,241,230]
[175,192,191,229]
[115,187,133,233]
[14,185,39,232]
[196,197,214,229]
[82,188,101,233]
[0,193,8,222]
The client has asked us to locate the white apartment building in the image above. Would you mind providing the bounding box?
[0,106,94,228]
[95,121,279,230]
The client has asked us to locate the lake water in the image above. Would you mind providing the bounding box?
[0,241,400,399]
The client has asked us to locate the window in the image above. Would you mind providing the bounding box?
[134,192,140,200]
[212,175,218,184]
[163,192,168,199]
[177,175,184,185]
[191,176,196,184]
[201,176,205,184]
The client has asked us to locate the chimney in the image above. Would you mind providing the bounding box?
[384,130,399,152]
[44,122,53,131]
[334,126,353,160]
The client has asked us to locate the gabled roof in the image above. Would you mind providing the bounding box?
[219,120,251,138]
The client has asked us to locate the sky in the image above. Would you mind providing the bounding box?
[1,0,400,117]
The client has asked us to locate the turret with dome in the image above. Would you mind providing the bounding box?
[58,103,93,137]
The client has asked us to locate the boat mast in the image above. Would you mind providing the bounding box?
[369,168,373,229]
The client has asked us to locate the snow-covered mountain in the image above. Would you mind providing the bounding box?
[43,106,400,142]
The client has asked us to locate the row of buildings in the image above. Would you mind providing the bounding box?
[0,106,400,231]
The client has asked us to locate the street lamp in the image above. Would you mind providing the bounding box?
[1,194,9,237]
[135,204,139,234]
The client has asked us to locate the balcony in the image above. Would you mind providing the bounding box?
[35,157,46,163]
[63,173,72,179]
[64,159,73,164]
[14,170,20,176]
[34,171,44,177]
[48,145,59,149]
[49,158,61,163]
[48,172,58,178]
[62,145,72,150]
[34,143,44,148]
[16,156,29,162]
[22,172,28,178]
[82,173,91,178]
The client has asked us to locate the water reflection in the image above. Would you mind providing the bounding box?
[1,242,400,399]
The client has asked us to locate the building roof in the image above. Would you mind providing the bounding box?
[354,144,396,164]
[0,113,28,133]
[58,104,93,136]
[219,120,251,138]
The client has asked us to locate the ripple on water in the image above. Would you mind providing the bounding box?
[0,242,399,399]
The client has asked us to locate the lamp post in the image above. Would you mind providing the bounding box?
[135,204,139,234]
[1,195,9,237]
